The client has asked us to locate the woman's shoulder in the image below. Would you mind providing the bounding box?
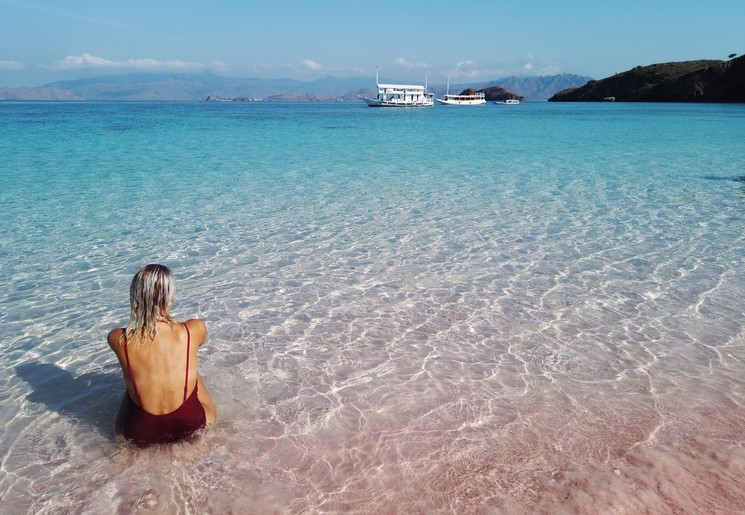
[107,328,125,355]
[107,328,124,345]
[184,318,206,331]
[183,318,207,344]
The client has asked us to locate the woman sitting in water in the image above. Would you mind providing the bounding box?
[108,264,216,446]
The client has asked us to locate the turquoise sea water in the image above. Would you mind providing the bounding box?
[1,101,744,513]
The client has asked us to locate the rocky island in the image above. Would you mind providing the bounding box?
[475,86,524,102]
[549,55,745,102]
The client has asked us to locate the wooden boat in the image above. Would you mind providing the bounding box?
[435,78,486,105]
[360,67,434,107]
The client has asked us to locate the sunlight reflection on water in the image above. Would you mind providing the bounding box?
[1,102,744,513]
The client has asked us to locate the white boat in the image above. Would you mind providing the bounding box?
[493,99,520,105]
[360,68,434,107]
[436,91,486,105]
[435,78,486,105]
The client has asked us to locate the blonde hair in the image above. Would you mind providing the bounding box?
[124,264,175,345]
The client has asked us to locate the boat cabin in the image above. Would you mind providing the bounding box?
[375,83,433,105]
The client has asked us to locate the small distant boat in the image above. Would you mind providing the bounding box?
[435,78,486,105]
[493,99,520,105]
[360,67,434,107]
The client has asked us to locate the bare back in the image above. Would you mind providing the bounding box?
[108,319,215,421]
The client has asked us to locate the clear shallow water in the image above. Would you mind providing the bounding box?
[1,101,744,513]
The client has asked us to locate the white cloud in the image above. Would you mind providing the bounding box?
[522,55,561,76]
[301,59,323,71]
[444,60,498,81]
[244,60,336,77]
[48,53,222,73]
[524,62,562,76]
[441,56,562,81]
[0,60,25,70]
[393,57,429,69]
[210,61,231,73]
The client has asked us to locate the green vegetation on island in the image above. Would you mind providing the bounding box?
[549,55,745,102]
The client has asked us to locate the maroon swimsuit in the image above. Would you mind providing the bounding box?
[123,325,206,446]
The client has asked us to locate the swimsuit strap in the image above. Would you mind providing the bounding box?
[123,333,144,407]
[184,324,191,402]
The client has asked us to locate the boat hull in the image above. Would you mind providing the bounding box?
[435,98,486,106]
[361,96,434,107]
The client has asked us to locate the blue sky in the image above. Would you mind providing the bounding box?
[1,0,743,87]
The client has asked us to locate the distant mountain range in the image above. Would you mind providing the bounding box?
[0,72,591,102]
[6,55,741,103]
[471,75,593,102]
